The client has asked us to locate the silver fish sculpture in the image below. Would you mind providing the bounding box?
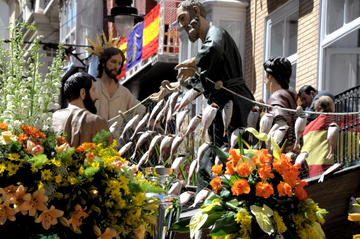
[201,103,219,140]
[147,99,165,128]
[327,122,340,159]
[118,141,133,156]
[259,112,275,134]
[147,134,163,158]
[171,153,188,172]
[170,135,185,161]
[159,134,175,163]
[222,100,233,137]
[176,109,190,133]
[176,88,203,112]
[109,120,122,141]
[165,90,183,133]
[152,107,166,131]
[196,141,212,164]
[293,114,308,150]
[130,112,150,141]
[272,125,289,145]
[189,188,211,208]
[318,163,342,183]
[120,114,139,139]
[230,127,245,149]
[186,159,198,186]
[294,152,309,166]
[182,114,202,138]
[247,106,260,141]
[168,181,182,195]
[179,191,196,206]
[136,151,150,168]
[130,130,156,160]
[195,141,212,174]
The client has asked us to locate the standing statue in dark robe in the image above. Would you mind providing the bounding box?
[175,0,255,191]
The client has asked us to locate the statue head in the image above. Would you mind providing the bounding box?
[263,56,292,90]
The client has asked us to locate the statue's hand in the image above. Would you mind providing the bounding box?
[175,58,197,86]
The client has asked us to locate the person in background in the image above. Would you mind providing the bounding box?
[52,72,113,148]
[174,0,255,191]
[95,47,146,123]
[297,85,334,122]
[263,56,298,153]
[301,95,336,177]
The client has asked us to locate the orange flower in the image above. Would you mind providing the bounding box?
[255,182,274,199]
[94,227,119,239]
[212,164,223,175]
[228,149,242,162]
[0,122,7,130]
[0,201,17,225]
[76,142,96,153]
[294,181,308,201]
[57,136,68,145]
[68,204,89,231]
[236,162,252,177]
[210,176,222,194]
[20,188,48,216]
[17,133,28,143]
[225,161,236,175]
[0,185,19,203]
[35,205,64,230]
[20,125,46,139]
[258,165,275,181]
[277,181,293,197]
[75,144,85,153]
[231,179,250,196]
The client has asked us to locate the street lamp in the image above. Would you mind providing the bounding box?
[104,0,144,37]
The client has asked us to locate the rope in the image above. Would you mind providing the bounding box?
[107,95,151,123]
[204,77,360,116]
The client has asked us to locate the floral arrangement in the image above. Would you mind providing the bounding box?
[0,22,63,130]
[171,131,328,239]
[348,197,360,239]
[0,122,162,238]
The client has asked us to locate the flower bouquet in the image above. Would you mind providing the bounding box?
[0,123,162,238]
[171,131,328,239]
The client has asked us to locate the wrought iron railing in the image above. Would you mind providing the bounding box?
[334,86,360,165]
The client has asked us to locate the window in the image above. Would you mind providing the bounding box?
[264,0,298,95]
[59,0,103,68]
[320,0,360,94]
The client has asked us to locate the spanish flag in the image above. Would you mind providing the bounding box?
[117,38,128,80]
[142,4,160,61]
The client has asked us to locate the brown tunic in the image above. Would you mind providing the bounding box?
[267,89,298,153]
[52,105,114,148]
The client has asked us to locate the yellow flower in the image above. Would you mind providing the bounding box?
[68,176,78,185]
[78,166,84,175]
[91,162,100,168]
[273,210,287,234]
[0,163,6,173]
[41,169,52,181]
[105,200,114,208]
[55,175,63,184]
[7,162,20,176]
[8,153,21,161]
[49,158,61,167]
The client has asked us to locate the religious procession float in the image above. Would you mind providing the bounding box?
[1,22,360,239]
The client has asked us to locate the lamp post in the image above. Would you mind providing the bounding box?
[104,0,144,37]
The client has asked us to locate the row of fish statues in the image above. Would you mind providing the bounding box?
[109,88,342,207]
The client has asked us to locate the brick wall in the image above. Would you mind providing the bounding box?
[244,0,319,99]
[297,0,320,90]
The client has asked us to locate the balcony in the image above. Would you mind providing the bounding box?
[119,0,182,100]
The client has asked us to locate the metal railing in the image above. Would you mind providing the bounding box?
[334,86,360,165]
